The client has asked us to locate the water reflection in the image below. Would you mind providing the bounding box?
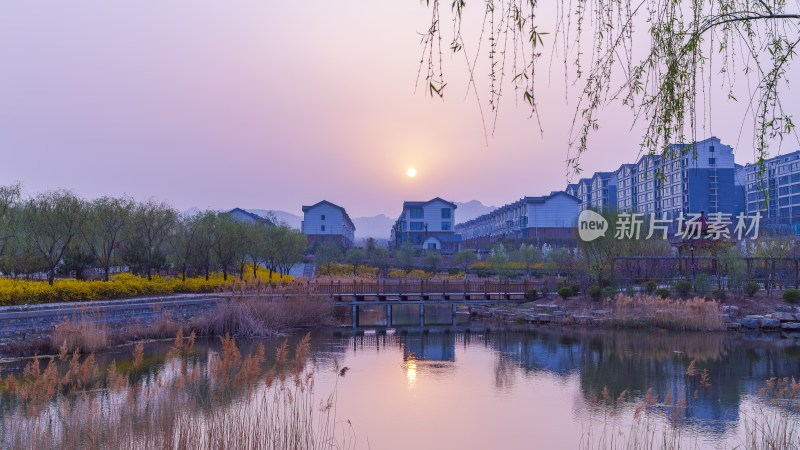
[2,327,797,449]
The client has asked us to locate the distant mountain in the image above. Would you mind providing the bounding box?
[352,214,394,240]
[455,200,497,223]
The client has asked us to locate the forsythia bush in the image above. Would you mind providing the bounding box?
[316,263,379,278]
[0,268,289,306]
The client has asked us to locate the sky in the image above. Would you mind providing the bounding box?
[0,0,794,218]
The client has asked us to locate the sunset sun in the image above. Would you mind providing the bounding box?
[406,167,417,178]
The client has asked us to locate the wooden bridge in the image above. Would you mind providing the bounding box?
[310,280,542,328]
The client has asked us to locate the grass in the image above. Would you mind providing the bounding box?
[0,331,353,449]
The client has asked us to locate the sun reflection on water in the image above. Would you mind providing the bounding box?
[405,356,417,390]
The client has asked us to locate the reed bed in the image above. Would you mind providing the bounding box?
[580,375,800,449]
[604,294,726,331]
[1,331,352,449]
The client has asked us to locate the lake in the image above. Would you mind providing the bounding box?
[2,325,799,449]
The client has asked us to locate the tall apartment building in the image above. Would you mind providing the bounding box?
[574,137,742,220]
[576,178,592,211]
[589,172,618,211]
[741,150,800,227]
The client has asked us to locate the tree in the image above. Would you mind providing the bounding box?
[0,184,21,273]
[314,239,343,273]
[423,250,443,273]
[417,1,800,179]
[514,244,542,277]
[272,227,307,278]
[191,211,217,281]
[211,213,244,281]
[369,246,392,277]
[395,242,416,272]
[82,196,133,281]
[345,247,366,276]
[169,214,203,282]
[22,190,86,285]
[487,244,509,273]
[453,249,478,272]
[124,200,177,280]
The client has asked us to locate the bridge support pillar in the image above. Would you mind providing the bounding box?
[386,304,392,327]
[419,304,424,327]
[352,305,358,328]
[451,303,457,327]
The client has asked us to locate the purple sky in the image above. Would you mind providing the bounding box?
[0,1,791,217]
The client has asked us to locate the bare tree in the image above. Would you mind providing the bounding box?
[83,196,133,281]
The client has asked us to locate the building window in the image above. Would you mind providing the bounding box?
[321,225,326,231]
[441,208,451,219]
[410,222,425,231]
[442,222,451,231]
[709,158,716,165]
[321,214,325,220]
[410,208,424,218]
[427,243,437,250]
[709,146,715,152]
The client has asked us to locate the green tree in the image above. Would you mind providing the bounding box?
[273,227,307,278]
[345,247,366,276]
[314,239,343,273]
[211,213,244,281]
[22,190,86,285]
[82,196,133,281]
[423,250,443,273]
[514,244,542,277]
[487,244,509,274]
[453,249,478,272]
[395,242,416,272]
[123,200,177,280]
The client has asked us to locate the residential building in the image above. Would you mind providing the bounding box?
[391,198,457,249]
[589,172,618,211]
[565,183,579,198]
[576,178,593,211]
[456,191,580,249]
[301,200,356,248]
[742,150,800,227]
[573,137,742,223]
[422,234,463,253]
[226,208,273,226]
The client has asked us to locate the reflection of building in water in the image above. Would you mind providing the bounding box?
[403,334,455,362]
[485,329,800,434]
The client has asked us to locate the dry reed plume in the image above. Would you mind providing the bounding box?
[605,294,726,331]
[1,331,353,449]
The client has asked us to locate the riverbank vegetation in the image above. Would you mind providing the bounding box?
[0,267,290,306]
[0,184,305,290]
[0,332,354,449]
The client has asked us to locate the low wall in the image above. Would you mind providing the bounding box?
[0,294,227,342]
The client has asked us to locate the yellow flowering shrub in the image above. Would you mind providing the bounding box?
[316,263,378,278]
[0,267,289,306]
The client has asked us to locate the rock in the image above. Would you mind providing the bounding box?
[573,315,593,323]
[742,317,761,329]
[772,312,796,322]
[781,322,800,330]
[759,318,781,329]
[726,322,742,330]
[776,305,795,313]
[722,305,740,316]
[591,318,608,326]
[591,310,611,316]
[552,310,569,317]
[535,314,552,323]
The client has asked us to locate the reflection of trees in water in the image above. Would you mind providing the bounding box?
[493,355,516,391]
[485,328,800,427]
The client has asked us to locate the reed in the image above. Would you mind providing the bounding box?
[1,331,353,449]
[604,294,726,331]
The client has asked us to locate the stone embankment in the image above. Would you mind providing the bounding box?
[726,305,800,337]
[0,294,226,344]
[472,304,800,338]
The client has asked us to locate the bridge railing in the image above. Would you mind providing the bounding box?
[309,279,543,296]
